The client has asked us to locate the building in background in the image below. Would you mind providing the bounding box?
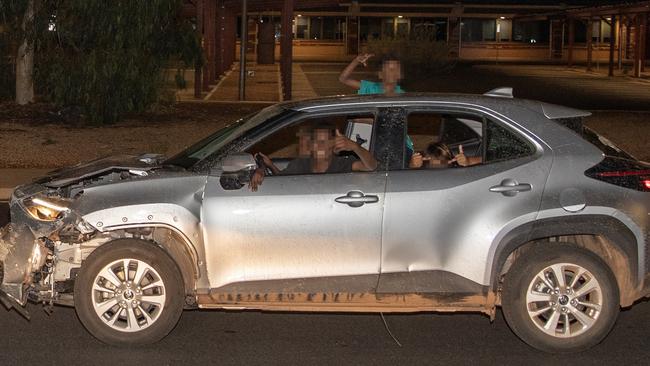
[187,0,649,98]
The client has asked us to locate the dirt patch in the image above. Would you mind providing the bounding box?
[0,103,265,168]
[0,103,647,168]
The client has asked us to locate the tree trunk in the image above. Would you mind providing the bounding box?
[15,0,35,105]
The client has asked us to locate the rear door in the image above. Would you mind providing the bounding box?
[378,106,552,293]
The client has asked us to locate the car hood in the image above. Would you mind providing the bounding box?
[36,154,165,188]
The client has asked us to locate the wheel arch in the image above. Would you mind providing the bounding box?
[490,215,641,307]
[80,203,206,299]
[93,226,199,302]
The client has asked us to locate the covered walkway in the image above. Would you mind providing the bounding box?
[200,62,317,102]
[183,61,650,110]
[185,0,650,101]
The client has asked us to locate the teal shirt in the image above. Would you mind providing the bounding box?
[358,80,413,154]
[358,80,405,95]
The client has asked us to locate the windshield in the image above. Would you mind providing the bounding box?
[164,104,287,169]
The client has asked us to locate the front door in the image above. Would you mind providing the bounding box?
[201,111,386,291]
[202,172,386,290]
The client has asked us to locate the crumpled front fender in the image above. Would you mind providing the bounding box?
[0,223,45,305]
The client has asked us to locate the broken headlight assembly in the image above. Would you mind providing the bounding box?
[23,196,71,221]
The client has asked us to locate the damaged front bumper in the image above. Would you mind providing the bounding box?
[0,223,51,317]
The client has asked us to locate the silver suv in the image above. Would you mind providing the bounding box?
[1,93,649,352]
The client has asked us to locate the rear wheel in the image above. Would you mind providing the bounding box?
[502,244,619,353]
[74,239,184,345]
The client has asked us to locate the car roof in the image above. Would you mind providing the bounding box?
[279,93,590,120]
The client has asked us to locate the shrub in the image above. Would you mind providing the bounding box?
[35,0,202,124]
[0,38,15,101]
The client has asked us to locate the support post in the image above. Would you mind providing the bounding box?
[586,18,593,71]
[220,6,236,76]
[634,14,641,77]
[346,16,360,55]
[15,0,36,105]
[281,0,294,100]
[215,0,224,76]
[550,19,563,59]
[238,0,247,100]
[194,0,204,98]
[617,16,623,69]
[203,0,216,90]
[639,13,648,72]
[567,18,575,67]
[609,14,616,76]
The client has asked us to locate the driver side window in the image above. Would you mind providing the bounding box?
[246,113,377,175]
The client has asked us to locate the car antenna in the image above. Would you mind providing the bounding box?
[380,312,403,347]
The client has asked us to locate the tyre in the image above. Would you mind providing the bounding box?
[502,243,619,353]
[74,239,184,346]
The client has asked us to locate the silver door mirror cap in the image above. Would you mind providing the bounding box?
[219,153,257,174]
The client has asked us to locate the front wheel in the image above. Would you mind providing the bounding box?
[74,239,184,346]
[502,244,620,353]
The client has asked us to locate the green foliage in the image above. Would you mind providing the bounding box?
[0,1,29,101]
[0,1,29,38]
[0,32,15,100]
[366,27,456,79]
[174,69,187,90]
[35,0,202,124]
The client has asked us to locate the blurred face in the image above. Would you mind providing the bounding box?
[311,129,333,161]
[424,156,449,169]
[380,60,402,85]
[422,145,452,168]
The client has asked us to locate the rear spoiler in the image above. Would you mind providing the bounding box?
[539,103,592,135]
[540,102,591,120]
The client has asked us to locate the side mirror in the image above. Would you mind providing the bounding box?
[220,153,257,174]
[213,153,257,190]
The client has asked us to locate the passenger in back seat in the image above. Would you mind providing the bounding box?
[409,143,481,169]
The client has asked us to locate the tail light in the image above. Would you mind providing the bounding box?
[585,157,650,192]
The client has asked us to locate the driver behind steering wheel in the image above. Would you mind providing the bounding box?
[249,122,377,191]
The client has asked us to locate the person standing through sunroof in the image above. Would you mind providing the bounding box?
[339,53,405,95]
[339,52,414,158]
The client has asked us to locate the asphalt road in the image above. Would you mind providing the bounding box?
[1,202,650,365]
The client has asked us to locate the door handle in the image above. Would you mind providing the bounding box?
[489,179,532,197]
[335,191,379,208]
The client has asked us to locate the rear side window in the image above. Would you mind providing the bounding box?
[442,118,481,145]
[485,121,534,162]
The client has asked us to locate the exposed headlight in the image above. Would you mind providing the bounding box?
[24,196,70,221]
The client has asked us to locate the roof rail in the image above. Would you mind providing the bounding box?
[483,87,513,98]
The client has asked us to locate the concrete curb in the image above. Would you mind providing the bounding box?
[0,169,51,201]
